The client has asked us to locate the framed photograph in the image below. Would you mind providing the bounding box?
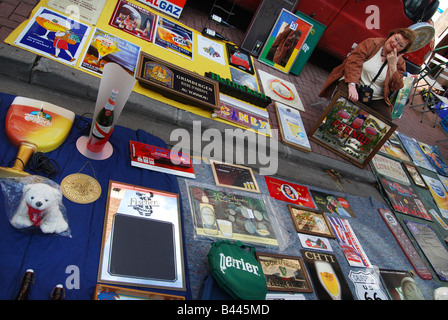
[403,163,428,188]
[275,102,311,152]
[309,91,397,169]
[94,284,185,300]
[255,252,313,293]
[210,160,260,193]
[109,0,157,42]
[98,181,186,291]
[226,43,254,74]
[287,205,335,238]
[258,8,312,74]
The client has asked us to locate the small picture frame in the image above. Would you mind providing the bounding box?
[255,252,313,293]
[210,160,260,193]
[403,163,428,189]
[288,205,335,238]
[226,43,254,74]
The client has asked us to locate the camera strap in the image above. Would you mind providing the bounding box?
[368,60,388,87]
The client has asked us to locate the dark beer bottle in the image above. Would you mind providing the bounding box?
[210,14,235,28]
[15,269,34,300]
[50,284,65,300]
[202,28,228,42]
[92,89,118,140]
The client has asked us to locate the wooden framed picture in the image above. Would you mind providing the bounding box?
[403,162,428,188]
[275,101,311,152]
[98,181,186,291]
[226,43,255,74]
[309,91,397,169]
[210,160,260,193]
[255,252,313,293]
[287,205,335,238]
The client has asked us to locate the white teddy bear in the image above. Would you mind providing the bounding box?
[11,183,69,234]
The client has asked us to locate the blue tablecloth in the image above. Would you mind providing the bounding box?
[0,92,190,300]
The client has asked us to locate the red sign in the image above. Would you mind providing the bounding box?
[265,176,315,208]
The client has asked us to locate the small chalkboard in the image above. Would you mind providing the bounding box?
[109,213,177,282]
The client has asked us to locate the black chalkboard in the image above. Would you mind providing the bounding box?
[109,214,177,282]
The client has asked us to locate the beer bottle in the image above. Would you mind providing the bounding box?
[210,14,235,28]
[50,284,65,300]
[15,269,34,300]
[202,28,228,42]
[92,89,118,140]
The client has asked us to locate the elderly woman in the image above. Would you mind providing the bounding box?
[319,28,416,120]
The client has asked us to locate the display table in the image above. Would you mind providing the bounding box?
[0,92,190,300]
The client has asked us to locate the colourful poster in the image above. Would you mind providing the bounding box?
[422,175,448,219]
[418,142,448,176]
[14,7,91,67]
[136,0,186,19]
[310,190,356,218]
[80,28,141,76]
[265,176,315,208]
[153,16,193,60]
[396,132,435,172]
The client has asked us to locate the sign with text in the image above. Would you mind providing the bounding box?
[137,0,186,19]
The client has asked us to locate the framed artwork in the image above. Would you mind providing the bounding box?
[258,70,304,111]
[422,174,448,218]
[265,176,315,208]
[226,43,254,74]
[187,183,279,247]
[418,142,448,177]
[379,177,432,221]
[275,102,311,152]
[94,284,185,300]
[310,190,356,218]
[403,163,428,188]
[371,154,410,186]
[379,269,425,300]
[309,91,397,169]
[287,205,335,238]
[258,9,312,74]
[396,132,435,172]
[210,160,260,193]
[405,220,448,281]
[109,0,157,42]
[255,252,313,293]
[197,34,226,65]
[378,132,411,162]
[98,181,186,291]
[153,16,193,60]
[301,250,354,300]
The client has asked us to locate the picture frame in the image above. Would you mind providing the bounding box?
[309,91,397,169]
[403,162,428,188]
[275,101,311,152]
[258,8,312,74]
[94,284,185,300]
[255,252,313,293]
[226,43,254,74]
[287,205,335,238]
[210,160,260,193]
[98,181,186,291]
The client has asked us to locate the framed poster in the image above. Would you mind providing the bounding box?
[265,176,315,208]
[258,70,304,111]
[98,181,186,291]
[109,0,157,42]
[378,132,411,162]
[288,205,335,238]
[275,102,311,152]
[405,220,448,281]
[403,163,428,188]
[418,142,448,176]
[13,7,91,67]
[187,183,279,247]
[310,190,356,218]
[94,284,185,300]
[47,0,106,25]
[328,217,372,268]
[371,154,410,185]
[197,34,225,65]
[301,250,354,300]
[379,269,425,300]
[258,9,312,74]
[255,252,313,293]
[422,174,448,218]
[210,160,260,193]
[309,91,397,169]
[396,132,435,172]
[226,43,254,74]
[153,16,193,60]
[80,28,140,76]
[379,177,432,221]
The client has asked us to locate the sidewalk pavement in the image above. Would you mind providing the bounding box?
[0,1,447,194]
